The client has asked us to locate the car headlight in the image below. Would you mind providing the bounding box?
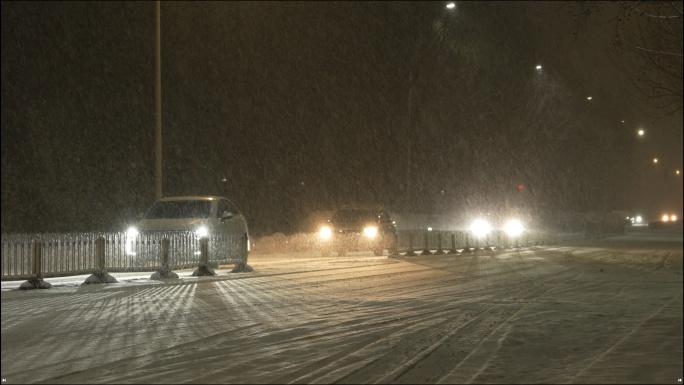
[363,226,378,238]
[195,226,209,238]
[125,227,138,256]
[126,226,139,238]
[319,225,332,240]
[504,219,524,237]
[470,219,491,238]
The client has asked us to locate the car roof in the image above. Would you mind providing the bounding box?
[336,204,386,211]
[157,196,225,202]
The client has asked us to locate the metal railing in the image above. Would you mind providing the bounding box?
[1,231,248,282]
[2,228,556,286]
[251,229,558,255]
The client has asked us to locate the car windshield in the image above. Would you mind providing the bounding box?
[145,201,212,219]
[332,209,376,224]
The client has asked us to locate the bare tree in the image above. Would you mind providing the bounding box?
[568,1,683,117]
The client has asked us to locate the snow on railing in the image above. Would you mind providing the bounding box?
[1,231,249,286]
[2,229,556,288]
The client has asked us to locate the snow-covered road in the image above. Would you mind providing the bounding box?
[2,227,682,384]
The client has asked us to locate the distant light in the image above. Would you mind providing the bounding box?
[587,96,593,100]
[535,65,542,70]
[621,120,625,123]
[676,170,681,175]
[662,214,670,222]
[446,3,455,9]
[638,129,645,136]
[672,215,678,221]
[653,158,658,164]
[427,227,433,232]
[635,215,642,223]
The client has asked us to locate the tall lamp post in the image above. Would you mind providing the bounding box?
[405,3,456,211]
[155,0,163,200]
[406,71,414,211]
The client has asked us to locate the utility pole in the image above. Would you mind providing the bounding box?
[155,0,163,200]
[406,71,414,212]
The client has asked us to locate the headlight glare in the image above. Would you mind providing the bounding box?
[319,225,332,239]
[504,219,524,237]
[470,219,491,238]
[364,226,378,238]
[126,227,139,238]
[195,226,209,238]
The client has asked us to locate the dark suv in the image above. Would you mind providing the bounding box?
[318,206,398,256]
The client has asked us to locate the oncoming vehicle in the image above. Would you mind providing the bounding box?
[318,206,398,256]
[125,196,249,264]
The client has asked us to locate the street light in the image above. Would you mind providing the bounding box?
[637,129,645,136]
[653,158,658,164]
[405,4,456,210]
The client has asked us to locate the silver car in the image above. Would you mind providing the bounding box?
[125,196,249,265]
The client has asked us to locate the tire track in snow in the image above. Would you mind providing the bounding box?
[278,251,579,384]
[568,292,683,383]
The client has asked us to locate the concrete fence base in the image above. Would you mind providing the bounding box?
[231,263,253,273]
[83,268,118,284]
[19,278,52,290]
[151,267,179,280]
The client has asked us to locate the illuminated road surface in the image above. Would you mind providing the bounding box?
[2,226,682,384]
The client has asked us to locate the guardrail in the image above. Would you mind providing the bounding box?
[2,229,556,289]
[252,229,558,255]
[1,231,249,289]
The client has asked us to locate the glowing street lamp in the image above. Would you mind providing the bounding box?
[653,158,658,164]
[535,65,542,70]
[637,129,645,136]
[446,2,455,9]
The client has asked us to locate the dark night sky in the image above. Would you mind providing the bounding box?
[2,1,682,236]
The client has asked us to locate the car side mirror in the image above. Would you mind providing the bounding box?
[221,211,236,220]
